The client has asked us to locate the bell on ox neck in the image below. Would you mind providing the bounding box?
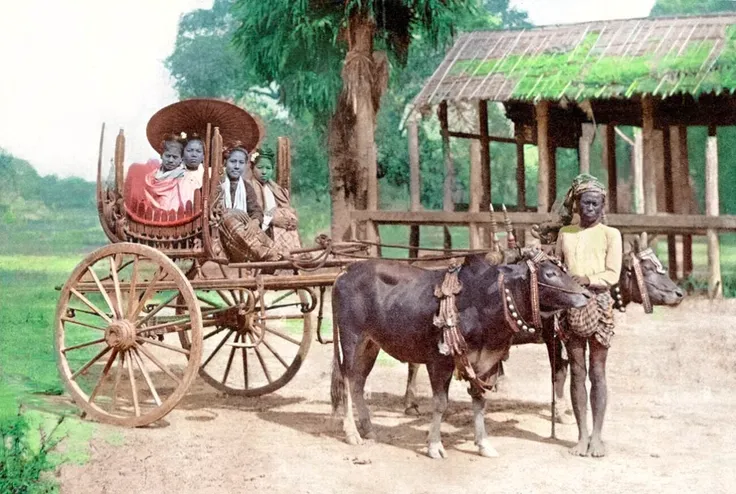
[528,327,536,334]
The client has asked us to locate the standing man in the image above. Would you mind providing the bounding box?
[554,174,622,457]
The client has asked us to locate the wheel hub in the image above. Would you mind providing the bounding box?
[105,319,137,350]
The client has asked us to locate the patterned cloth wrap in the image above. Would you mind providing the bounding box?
[561,289,615,348]
[219,210,282,262]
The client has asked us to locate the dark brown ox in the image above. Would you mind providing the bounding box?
[403,241,685,427]
[330,251,591,459]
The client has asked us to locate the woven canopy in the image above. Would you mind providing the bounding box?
[146,98,264,153]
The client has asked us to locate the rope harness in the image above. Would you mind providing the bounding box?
[433,253,549,393]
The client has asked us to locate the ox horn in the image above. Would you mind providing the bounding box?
[489,203,499,252]
[502,204,517,249]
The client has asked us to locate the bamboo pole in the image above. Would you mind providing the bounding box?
[277,136,292,191]
[439,101,454,254]
[663,127,677,280]
[469,140,482,249]
[642,96,657,246]
[706,125,722,299]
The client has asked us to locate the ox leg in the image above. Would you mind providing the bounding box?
[544,329,574,424]
[404,363,421,415]
[567,335,590,456]
[588,338,609,457]
[425,359,454,459]
[340,331,364,445]
[351,340,380,441]
[469,387,499,458]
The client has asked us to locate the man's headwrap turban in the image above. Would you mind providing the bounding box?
[554,173,607,224]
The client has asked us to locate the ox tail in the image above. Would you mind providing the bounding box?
[330,280,345,416]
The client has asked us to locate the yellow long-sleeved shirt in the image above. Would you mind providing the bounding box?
[554,223,622,288]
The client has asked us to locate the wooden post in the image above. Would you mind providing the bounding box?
[632,129,644,215]
[579,123,595,174]
[642,96,657,248]
[439,101,455,213]
[678,125,693,278]
[478,100,492,210]
[276,136,292,191]
[515,130,526,246]
[468,140,482,249]
[536,101,551,213]
[706,125,722,298]
[439,101,454,254]
[408,114,421,258]
[663,127,677,280]
[603,125,617,213]
[114,129,125,198]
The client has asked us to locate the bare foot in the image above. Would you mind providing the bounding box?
[588,436,606,457]
[569,437,589,456]
[346,433,363,446]
[404,404,420,416]
[427,442,447,459]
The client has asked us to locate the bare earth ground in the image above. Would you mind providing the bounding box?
[58,298,736,494]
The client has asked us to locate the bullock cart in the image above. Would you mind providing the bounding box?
[54,100,375,427]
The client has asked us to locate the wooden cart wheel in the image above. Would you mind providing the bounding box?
[178,262,313,396]
[55,243,202,427]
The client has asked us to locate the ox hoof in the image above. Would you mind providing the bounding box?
[363,430,377,442]
[346,433,364,446]
[554,407,576,425]
[404,404,420,416]
[427,442,447,459]
[478,441,499,458]
[588,437,607,458]
[569,439,589,457]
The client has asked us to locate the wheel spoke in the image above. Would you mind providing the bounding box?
[248,332,272,384]
[133,348,162,407]
[126,255,139,318]
[222,333,239,385]
[262,325,301,346]
[109,257,125,319]
[61,337,107,353]
[70,288,112,324]
[259,333,290,369]
[242,345,248,389]
[135,292,181,328]
[136,343,183,386]
[110,352,125,413]
[71,346,111,380]
[89,349,119,404]
[217,264,239,304]
[203,326,226,341]
[129,267,164,320]
[126,351,140,417]
[136,337,190,355]
[61,317,106,331]
[86,267,119,319]
[136,315,192,335]
[202,330,234,369]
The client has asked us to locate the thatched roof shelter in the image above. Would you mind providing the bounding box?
[353,14,736,295]
[414,14,736,108]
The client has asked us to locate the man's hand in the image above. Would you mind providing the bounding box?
[572,275,590,286]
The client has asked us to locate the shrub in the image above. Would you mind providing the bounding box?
[0,409,65,494]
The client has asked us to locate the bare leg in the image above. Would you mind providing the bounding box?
[404,363,421,415]
[469,387,499,457]
[340,331,363,445]
[425,359,454,459]
[351,340,380,440]
[567,335,590,456]
[587,338,609,457]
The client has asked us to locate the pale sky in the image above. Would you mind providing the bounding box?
[0,0,655,181]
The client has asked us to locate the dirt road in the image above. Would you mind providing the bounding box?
[58,299,736,494]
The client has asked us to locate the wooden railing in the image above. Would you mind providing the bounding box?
[350,210,736,236]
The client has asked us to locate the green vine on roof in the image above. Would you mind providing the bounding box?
[450,25,736,100]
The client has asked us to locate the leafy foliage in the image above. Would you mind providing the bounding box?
[0,410,65,494]
[650,0,736,16]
